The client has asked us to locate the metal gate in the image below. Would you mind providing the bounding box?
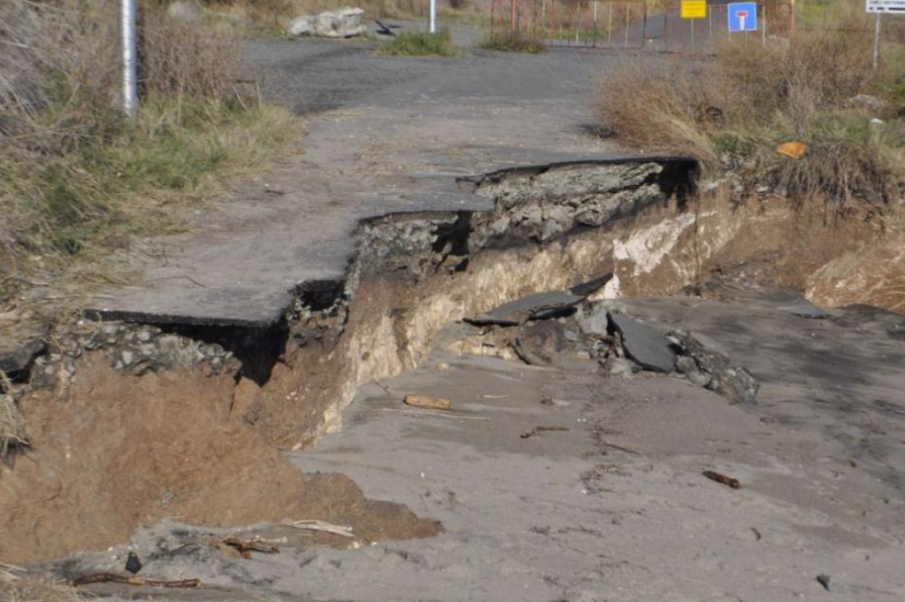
[490,0,649,50]
[488,0,795,54]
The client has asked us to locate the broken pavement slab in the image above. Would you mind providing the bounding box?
[606,311,677,373]
[671,330,759,405]
[464,290,586,327]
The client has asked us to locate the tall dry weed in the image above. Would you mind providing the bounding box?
[0,0,261,308]
[596,3,903,203]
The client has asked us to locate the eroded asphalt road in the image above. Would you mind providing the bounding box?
[88,40,622,325]
[68,37,905,602]
[69,289,905,602]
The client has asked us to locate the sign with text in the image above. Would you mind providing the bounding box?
[681,0,707,18]
[867,0,905,13]
[728,2,758,31]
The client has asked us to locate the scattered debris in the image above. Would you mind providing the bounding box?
[282,520,355,538]
[607,312,677,373]
[374,19,400,36]
[817,573,833,592]
[520,426,571,439]
[465,290,586,327]
[702,470,742,490]
[776,141,807,159]
[124,552,142,575]
[211,537,280,559]
[404,395,452,411]
[671,331,759,404]
[71,573,201,588]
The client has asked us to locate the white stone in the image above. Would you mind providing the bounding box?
[288,8,366,38]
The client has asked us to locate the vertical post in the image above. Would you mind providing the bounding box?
[873,12,881,70]
[122,0,138,120]
[762,4,766,45]
[430,0,437,32]
[607,2,613,45]
[690,17,695,54]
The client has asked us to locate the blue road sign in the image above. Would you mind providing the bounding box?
[728,2,758,32]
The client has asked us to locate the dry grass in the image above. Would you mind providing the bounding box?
[0,370,29,464]
[0,578,83,602]
[0,1,301,313]
[481,30,546,53]
[595,1,905,205]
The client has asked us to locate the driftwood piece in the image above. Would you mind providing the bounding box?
[404,395,452,411]
[282,520,354,538]
[703,470,742,489]
[71,573,201,588]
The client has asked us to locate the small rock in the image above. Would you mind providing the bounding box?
[121,350,134,366]
[816,573,832,592]
[847,94,883,111]
[125,551,142,574]
[604,355,634,379]
[167,1,201,22]
[288,8,366,38]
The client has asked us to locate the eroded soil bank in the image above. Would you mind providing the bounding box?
[2,159,904,568]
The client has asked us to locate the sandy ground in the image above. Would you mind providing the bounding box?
[44,287,905,601]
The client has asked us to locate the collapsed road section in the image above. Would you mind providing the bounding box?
[0,157,696,564]
[3,154,905,601]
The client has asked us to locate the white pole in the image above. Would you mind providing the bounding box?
[873,12,881,70]
[122,0,138,119]
[430,0,437,33]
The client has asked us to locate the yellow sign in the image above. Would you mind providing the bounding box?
[681,0,707,18]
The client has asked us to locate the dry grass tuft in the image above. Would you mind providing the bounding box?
[595,3,905,205]
[481,30,547,53]
[0,370,29,463]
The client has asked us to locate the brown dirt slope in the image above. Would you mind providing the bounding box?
[0,359,439,565]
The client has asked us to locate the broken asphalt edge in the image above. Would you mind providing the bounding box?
[81,156,699,330]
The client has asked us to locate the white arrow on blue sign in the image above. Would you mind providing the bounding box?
[728,2,758,31]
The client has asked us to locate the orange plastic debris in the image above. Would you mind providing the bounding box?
[776,141,807,159]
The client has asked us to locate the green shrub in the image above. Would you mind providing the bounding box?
[378,31,459,57]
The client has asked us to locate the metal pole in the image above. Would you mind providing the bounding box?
[122,0,138,119]
[430,0,437,32]
[873,12,881,70]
